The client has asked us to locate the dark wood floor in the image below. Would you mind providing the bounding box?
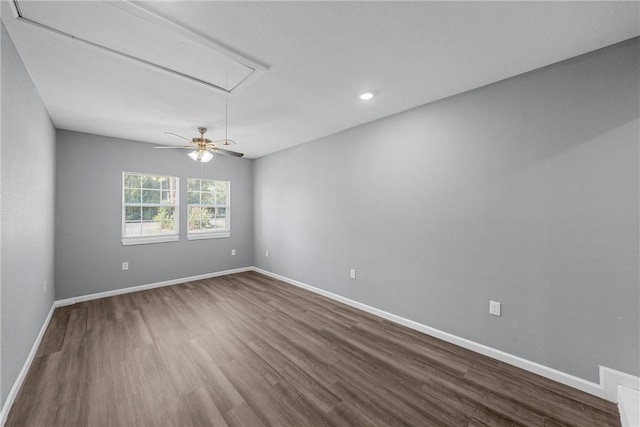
[8,271,620,426]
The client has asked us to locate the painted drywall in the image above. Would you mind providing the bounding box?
[55,130,254,300]
[1,22,56,405]
[253,38,640,383]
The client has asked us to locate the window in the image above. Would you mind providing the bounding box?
[187,178,230,239]
[122,172,179,245]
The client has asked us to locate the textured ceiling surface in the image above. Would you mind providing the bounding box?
[3,1,639,158]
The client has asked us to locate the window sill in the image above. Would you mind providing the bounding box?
[121,235,179,246]
[187,232,230,241]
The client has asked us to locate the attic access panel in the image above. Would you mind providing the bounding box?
[12,0,266,93]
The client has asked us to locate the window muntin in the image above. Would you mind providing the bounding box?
[187,178,230,238]
[122,172,179,244]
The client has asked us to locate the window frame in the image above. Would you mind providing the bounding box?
[121,171,180,246]
[186,177,231,240]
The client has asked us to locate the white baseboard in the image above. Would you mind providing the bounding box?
[253,267,638,404]
[0,303,56,426]
[54,266,253,307]
[601,366,640,397]
[618,385,639,427]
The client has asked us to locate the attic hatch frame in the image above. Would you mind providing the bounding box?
[9,0,269,95]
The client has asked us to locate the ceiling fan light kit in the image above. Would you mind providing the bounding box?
[188,149,214,163]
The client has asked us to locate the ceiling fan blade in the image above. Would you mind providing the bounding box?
[164,132,191,142]
[214,147,244,158]
[153,145,192,149]
[214,139,238,146]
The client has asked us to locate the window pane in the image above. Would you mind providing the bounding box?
[188,207,215,232]
[187,179,200,192]
[200,192,214,205]
[160,219,175,233]
[215,191,227,205]
[161,190,173,204]
[142,207,158,220]
[125,174,141,189]
[125,222,142,236]
[203,208,215,229]
[215,181,228,193]
[201,180,215,192]
[157,176,169,189]
[154,207,175,231]
[187,192,199,204]
[125,189,140,204]
[141,221,161,235]
[217,207,226,218]
[125,206,141,221]
[142,175,161,189]
[142,189,161,204]
[188,207,202,231]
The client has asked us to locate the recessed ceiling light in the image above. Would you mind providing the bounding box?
[359,92,374,101]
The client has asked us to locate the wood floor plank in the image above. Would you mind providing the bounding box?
[463,365,615,426]
[225,402,266,427]
[219,358,294,427]
[6,272,621,427]
[180,386,229,427]
[331,357,466,427]
[325,400,390,427]
[194,374,246,415]
[35,306,71,357]
[246,336,342,413]
[333,353,471,426]
[426,374,552,427]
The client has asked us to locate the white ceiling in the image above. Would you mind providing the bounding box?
[3,1,639,159]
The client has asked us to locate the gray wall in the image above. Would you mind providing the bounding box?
[55,130,254,300]
[253,38,640,382]
[1,22,56,405]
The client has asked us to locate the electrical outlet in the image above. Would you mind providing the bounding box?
[231,249,236,256]
[489,300,501,317]
[350,269,356,279]
[265,250,269,257]
[122,262,129,271]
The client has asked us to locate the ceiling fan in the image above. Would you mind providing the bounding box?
[156,95,243,162]
[156,127,244,162]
